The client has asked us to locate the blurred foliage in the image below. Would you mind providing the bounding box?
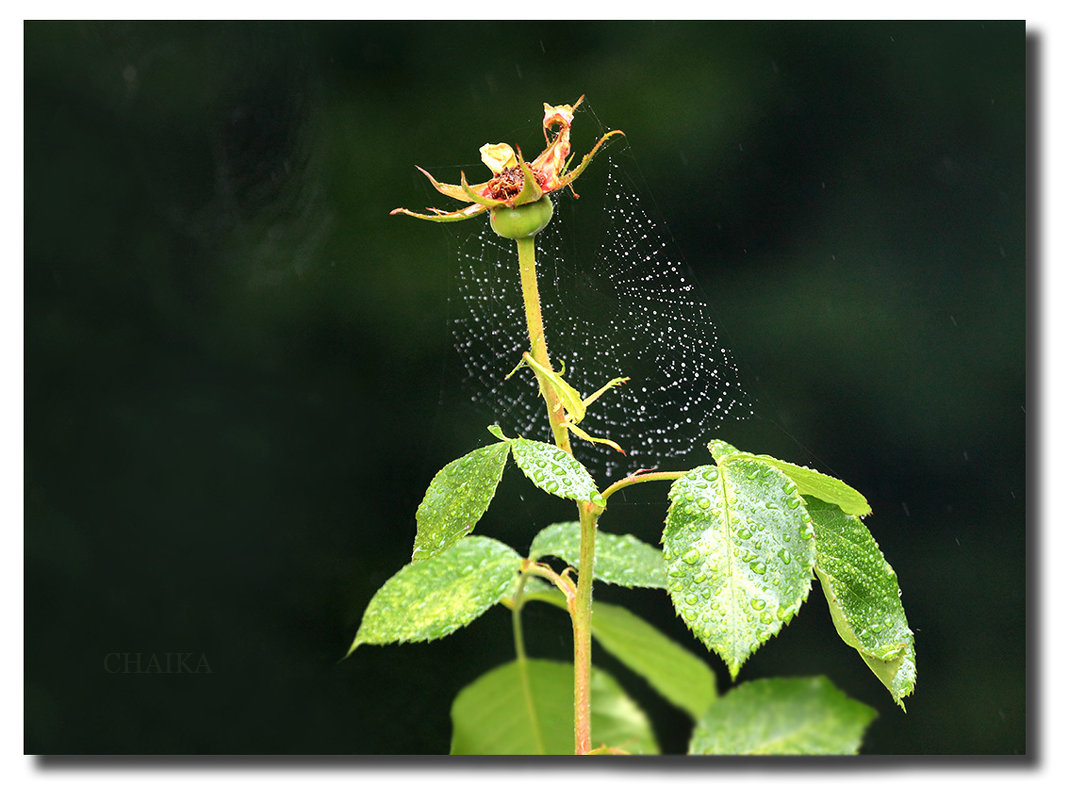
[25,20,1024,754]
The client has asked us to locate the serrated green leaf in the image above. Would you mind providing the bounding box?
[662,462,816,679]
[348,536,521,655]
[524,591,717,721]
[689,676,876,755]
[529,521,666,588]
[412,441,511,560]
[743,454,872,517]
[806,497,916,709]
[510,437,604,507]
[449,659,659,755]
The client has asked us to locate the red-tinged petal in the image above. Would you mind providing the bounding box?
[541,95,583,141]
[530,128,572,186]
[530,97,583,177]
[542,98,579,129]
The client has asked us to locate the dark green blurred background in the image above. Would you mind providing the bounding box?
[25,21,1025,754]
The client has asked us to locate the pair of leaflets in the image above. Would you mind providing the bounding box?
[348,428,604,655]
[662,441,915,709]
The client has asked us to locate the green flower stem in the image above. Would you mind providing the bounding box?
[576,462,687,749]
[572,501,600,755]
[515,235,572,454]
[600,470,689,505]
[513,233,595,755]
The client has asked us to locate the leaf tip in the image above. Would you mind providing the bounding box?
[487,424,511,441]
[343,636,362,660]
[706,439,740,463]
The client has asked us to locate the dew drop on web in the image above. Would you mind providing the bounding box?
[450,152,752,480]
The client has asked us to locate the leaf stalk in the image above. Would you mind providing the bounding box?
[600,470,689,504]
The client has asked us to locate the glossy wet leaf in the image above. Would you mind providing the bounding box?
[525,591,717,721]
[412,441,511,560]
[745,455,871,517]
[807,497,916,709]
[510,437,604,507]
[449,659,659,755]
[528,521,666,588]
[707,440,871,517]
[347,536,521,655]
[662,461,816,678]
[689,676,876,755]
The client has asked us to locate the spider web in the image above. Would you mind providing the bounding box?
[450,154,752,481]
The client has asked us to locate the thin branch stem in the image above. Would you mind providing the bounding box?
[510,572,546,755]
[600,470,688,505]
[520,559,577,609]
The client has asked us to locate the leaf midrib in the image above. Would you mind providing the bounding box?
[716,465,740,665]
